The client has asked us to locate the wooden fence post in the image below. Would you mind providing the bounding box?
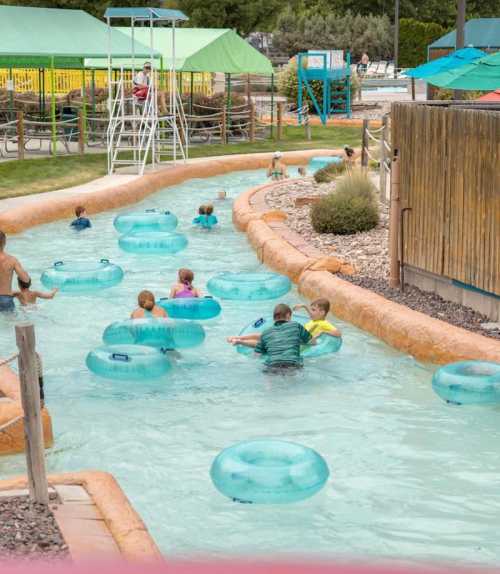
[379,115,389,200]
[16,110,24,160]
[389,150,401,288]
[249,101,255,143]
[411,78,416,101]
[361,119,369,168]
[78,110,85,155]
[221,107,227,144]
[277,102,284,141]
[15,324,49,505]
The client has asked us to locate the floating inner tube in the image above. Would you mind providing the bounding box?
[40,259,123,293]
[236,314,342,359]
[103,318,205,349]
[158,297,221,320]
[308,155,343,173]
[432,360,500,405]
[86,344,171,380]
[113,209,178,233]
[118,231,188,254]
[207,272,291,300]
[210,439,330,504]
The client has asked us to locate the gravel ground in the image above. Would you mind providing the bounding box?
[0,497,69,560]
[265,178,499,340]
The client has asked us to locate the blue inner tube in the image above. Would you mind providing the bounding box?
[207,272,291,300]
[103,318,205,349]
[236,314,342,359]
[113,209,178,233]
[432,360,500,405]
[158,296,221,320]
[210,439,329,504]
[40,259,123,293]
[308,156,343,173]
[86,344,171,380]
[118,231,188,254]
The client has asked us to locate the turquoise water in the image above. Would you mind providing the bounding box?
[1,169,500,565]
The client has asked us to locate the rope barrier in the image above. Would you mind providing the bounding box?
[0,120,18,129]
[0,415,23,434]
[0,353,19,367]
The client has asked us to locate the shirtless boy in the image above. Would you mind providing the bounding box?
[0,230,30,313]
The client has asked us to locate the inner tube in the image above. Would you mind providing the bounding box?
[237,314,342,358]
[103,318,205,349]
[118,231,188,254]
[158,296,221,320]
[113,209,178,233]
[308,155,343,173]
[40,259,123,293]
[207,272,291,300]
[86,344,171,380]
[210,439,329,504]
[432,360,500,405]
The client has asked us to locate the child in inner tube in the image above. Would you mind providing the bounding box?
[131,290,167,319]
[228,298,341,348]
[228,303,316,369]
[170,268,201,299]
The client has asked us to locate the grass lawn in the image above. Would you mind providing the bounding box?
[0,125,361,200]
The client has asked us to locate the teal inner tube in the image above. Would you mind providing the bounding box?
[308,155,343,173]
[432,360,500,405]
[237,314,342,359]
[158,297,221,320]
[86,344,171,380]
[118,231,188,254]
[103,318,205,349]
[210,439,330,504]
[40,259,123,293]
[207,272,291,300]
[113,209,178,233]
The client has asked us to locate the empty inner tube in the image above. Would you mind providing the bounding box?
[103,318,205,349]
[113,209,178,233]
[207,272,291,300]
[158,296,221,320]
[237,314,342,359]
[118,231,188,254]
[210,439,330,504]
[432,360,500,405]
[86,344,171,380]
[40,259,124,293]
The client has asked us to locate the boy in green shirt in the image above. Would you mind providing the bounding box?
[231,303,314,369]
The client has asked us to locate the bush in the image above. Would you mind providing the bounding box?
[311,172,379,235]
[313,161,346,183]
[399,18,447,68]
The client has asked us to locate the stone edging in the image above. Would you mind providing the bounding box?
[0,364,53,455]
[0,471,161,561]
[233,181,500,364]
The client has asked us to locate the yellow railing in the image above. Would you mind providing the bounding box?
[0,69,213,96]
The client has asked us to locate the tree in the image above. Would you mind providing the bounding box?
[398,18,447,67]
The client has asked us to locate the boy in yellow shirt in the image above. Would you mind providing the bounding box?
[293,298,341,338]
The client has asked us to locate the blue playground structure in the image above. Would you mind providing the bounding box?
[297,51,352,124]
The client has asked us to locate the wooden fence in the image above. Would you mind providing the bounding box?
[392,102,500,296]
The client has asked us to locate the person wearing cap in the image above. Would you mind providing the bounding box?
[133,62,152,103]
[267,151,288,181]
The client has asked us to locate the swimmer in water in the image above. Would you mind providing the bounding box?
[267,151,288,181]
[131,290,167,319]
[170,268,201,299]
[70,205,92,230]
[13,278,58,306]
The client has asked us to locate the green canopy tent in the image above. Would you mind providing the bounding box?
[425,51,500,90]
[0,4,156,152]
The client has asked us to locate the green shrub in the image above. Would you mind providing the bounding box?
[311,172,379,235]
[313,161,346,183]
[399,18,447,68]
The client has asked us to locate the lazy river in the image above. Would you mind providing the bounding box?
[1,169,500,566]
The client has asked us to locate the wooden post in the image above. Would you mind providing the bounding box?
[361,119,369,168]
[15,324,49,505]
[16,110,24,160]
[389,150,401,288]
[277,101,284,141]
[249,101,255,143]
[304,109,311,141]
[78,110,85,155]
[221,107,227,144]
[411,78,416,101]
[379,115,388,200]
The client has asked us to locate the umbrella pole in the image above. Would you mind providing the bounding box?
[91,69,96,114]
[81,67,87,145]
[270,73,274,139]
[8,67,13,121]
[189,72,194,116]
[50,57,56,156]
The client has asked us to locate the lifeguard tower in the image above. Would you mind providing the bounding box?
[297,50,351,124]
[105,7,188,175]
